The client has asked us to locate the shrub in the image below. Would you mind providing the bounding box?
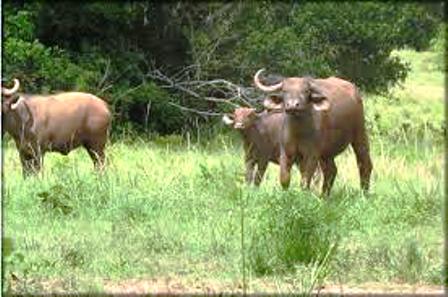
[248,191,339,275]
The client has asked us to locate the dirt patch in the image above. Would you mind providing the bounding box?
[315,282,444,295]
[103,278,444,295]
[7,276,445,295]
[103,277,244,295]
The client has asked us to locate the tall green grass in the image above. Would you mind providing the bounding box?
[2,47,444,294]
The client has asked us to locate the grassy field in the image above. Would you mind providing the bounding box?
[2,48,444,294]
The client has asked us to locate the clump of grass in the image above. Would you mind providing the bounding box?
[247,190,340,275]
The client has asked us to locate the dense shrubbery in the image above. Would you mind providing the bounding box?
[3,1,443,134]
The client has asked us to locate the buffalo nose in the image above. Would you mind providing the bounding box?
[286,101,306,112]
[234,123,243,129]
[286,102,298,110]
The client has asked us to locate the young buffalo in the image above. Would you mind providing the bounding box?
[223,107,314,186]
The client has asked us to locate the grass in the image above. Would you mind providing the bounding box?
[2,47,444,294]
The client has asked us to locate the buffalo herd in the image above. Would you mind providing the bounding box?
[2,70,372,196]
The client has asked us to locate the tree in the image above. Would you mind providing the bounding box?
[3,1,443,134]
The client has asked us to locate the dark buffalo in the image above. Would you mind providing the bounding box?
[2,78,112,177]
[254,69,372,195]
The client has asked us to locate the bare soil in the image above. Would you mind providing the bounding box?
[8,276,445,295]
[103,278,445,295]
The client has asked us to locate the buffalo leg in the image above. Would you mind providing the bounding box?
[351,138,373,193]
[311,164,322,189]
[19,152,42,177]
[297,156,319,189]
[320,158,337,196]
[84,143,106,171]
[254,160,268,186]
[245,158,256,185]
[300,156,319,190]
[280,153,294,189]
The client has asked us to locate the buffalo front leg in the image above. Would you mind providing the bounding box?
[320,158,337,197]
[300,156,319,190]
[280,153,294,190]
[254,160,268,187]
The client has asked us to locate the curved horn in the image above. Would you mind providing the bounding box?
[2,78,20,96]
[253,69,283,92]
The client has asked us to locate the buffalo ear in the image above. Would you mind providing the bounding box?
[11,97,32,126]
[309,81,330,111]
[249,108,259,118]
[263,94,283,110]
[222,114,234,126]
[312,99,330,111]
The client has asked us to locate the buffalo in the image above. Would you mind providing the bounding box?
[2,78,112,177]
[223,106,319,186]
[254,69,372,196]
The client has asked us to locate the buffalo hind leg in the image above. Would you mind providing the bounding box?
[254,160,268,186]
[19,151,42,177]
[320,158,337,197]
[84,143,106,172]
[351,138,373,193]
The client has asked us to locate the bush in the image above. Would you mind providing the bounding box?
[3,2,443,135]
[248,191,339,275]
[197,2,441,92]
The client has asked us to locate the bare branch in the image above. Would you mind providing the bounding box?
[168,102,223,117]
[171,64,200,81]
[145,66,265,112]
[97,58,111,90]
[204,96,240,107]
[97,84,114,95]
[205,3,234,27]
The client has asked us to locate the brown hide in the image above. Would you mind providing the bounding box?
[223,107,307,186]
[255,70,372,196]
[2,82,111,177]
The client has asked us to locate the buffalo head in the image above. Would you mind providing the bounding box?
[254,69,330,113]
[2,79,33,136]
[2,79,32,133]
[2,78,21,113]
[222,107,258,130]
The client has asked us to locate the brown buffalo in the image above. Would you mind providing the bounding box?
[254,69,372,196]
[2,78,112,177]
[223,107,309,186]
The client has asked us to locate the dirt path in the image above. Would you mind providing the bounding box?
[8,276,445,295]
[102,278,445,295]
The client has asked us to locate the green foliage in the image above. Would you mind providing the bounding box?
[3,4,87,93]
[248,191,339,275]
[3,2,443,134]
[365,94,444,143]
[38,185,74,216]
[430,23,446,71]
[188,2,441,93]
[2,127,442,293]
